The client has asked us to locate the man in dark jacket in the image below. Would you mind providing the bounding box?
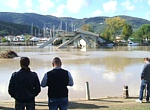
[8,57,41,110]
[136,57,150,103]
[41,57,74,110]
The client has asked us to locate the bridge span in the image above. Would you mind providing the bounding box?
[39,30,106,49]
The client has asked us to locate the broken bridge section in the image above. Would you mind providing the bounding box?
[39,30,105,49]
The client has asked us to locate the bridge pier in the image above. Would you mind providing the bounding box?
[93,37,97,48]
[62,37,68,44]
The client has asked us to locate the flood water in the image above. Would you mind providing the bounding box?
[0,46,150,100]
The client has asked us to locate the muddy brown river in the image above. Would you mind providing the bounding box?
[0,46,150,100]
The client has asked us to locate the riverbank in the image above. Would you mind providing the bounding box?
[0,42,36,46]
[1,97,150,110]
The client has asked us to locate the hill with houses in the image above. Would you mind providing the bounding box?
[0,12,150,36]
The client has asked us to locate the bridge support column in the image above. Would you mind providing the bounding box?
[93,37,97,48]
[74,39,80,48]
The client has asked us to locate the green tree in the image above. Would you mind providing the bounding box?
[100,28,111,40]
[139,24,150,41]
[122,23,133,40]
[81,24,94,32]
[0,30,9,36]
[24,35,31,41]
[1,37,7,42]
[131,24,150,42]
[105,17,126,40]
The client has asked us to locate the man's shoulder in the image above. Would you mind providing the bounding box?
[61,68,68,72]
[47,68,68,74]
[12,69,21,76]
[145,63,150,68]
[30,71,38,77]
[11,71,17,77]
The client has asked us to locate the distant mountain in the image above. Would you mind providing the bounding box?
[117,15,150,28]
[0,20,33,36]
[0,12,150,34]
[0,12,61,28]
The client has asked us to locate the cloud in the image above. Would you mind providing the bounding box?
[102,0,117,13]
[66,0,89,13]
[5,0,19,9]
[37,0,54,14]
[121,0,135,11]
[24,0,32,8]
[146,11,150,20]
[52,4,66,17]
[56,0,60,2]
[26,9,37,13]
[133,0,145,2]
[91,9,103,17]
[103,71,116,82]
[148,0,150,5]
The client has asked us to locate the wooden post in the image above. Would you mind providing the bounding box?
[85,82,90,100]
[144,85,147,98]
[123,85,129,98]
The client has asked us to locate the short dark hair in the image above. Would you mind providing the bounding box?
[52,57,62,66]
[20,57,30,67]
[144,57,150,61]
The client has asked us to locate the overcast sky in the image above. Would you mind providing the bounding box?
[0,0,150,20]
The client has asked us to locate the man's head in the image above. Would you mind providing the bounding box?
[20,57,30,68]
[144,57,150,63]
[52,57,62,67]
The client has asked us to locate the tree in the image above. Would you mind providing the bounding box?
[132,24,150,42]
[122,23,133,40]
[139,24,150,41]
[24,35,31,41]
[81,24,94,32]
[1,37,7,42]
[105,17,126,40]
[100,29,111,40]
[0,30,9,36]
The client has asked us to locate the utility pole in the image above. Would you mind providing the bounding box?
[30,23,33,36]
[52,25,55,37]
[43,23,46,37]
[35,29,36,37]
[65,21,67,31]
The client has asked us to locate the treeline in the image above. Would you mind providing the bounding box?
[81,17,150,43]
[131,24,150,42]
[0,20,38,36]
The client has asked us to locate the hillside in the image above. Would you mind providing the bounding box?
[0,19,40,36]
[0,20,33,36]
[118,15,150,28]
[0,12,150,35]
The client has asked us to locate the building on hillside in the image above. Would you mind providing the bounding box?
[5,35,15,42]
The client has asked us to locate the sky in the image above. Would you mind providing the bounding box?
[0,0,150,20]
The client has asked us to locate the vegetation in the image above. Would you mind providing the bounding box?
[0,12,150,45]
[122,23,133,40]
[0,20,38,36]
[99,16,150,44]
[24,34,32,41]
[0,12,150,35]
[105,17,125,40]
[1,37,7,42]
[100,17,126,41]
[0,50,18,58]
[53,39,62,45]
[131,24,150,43]
[0,30,9,36]
[80,24,94,32]
[100,29,111,40]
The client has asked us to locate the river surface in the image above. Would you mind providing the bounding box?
[0,46,150,100]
